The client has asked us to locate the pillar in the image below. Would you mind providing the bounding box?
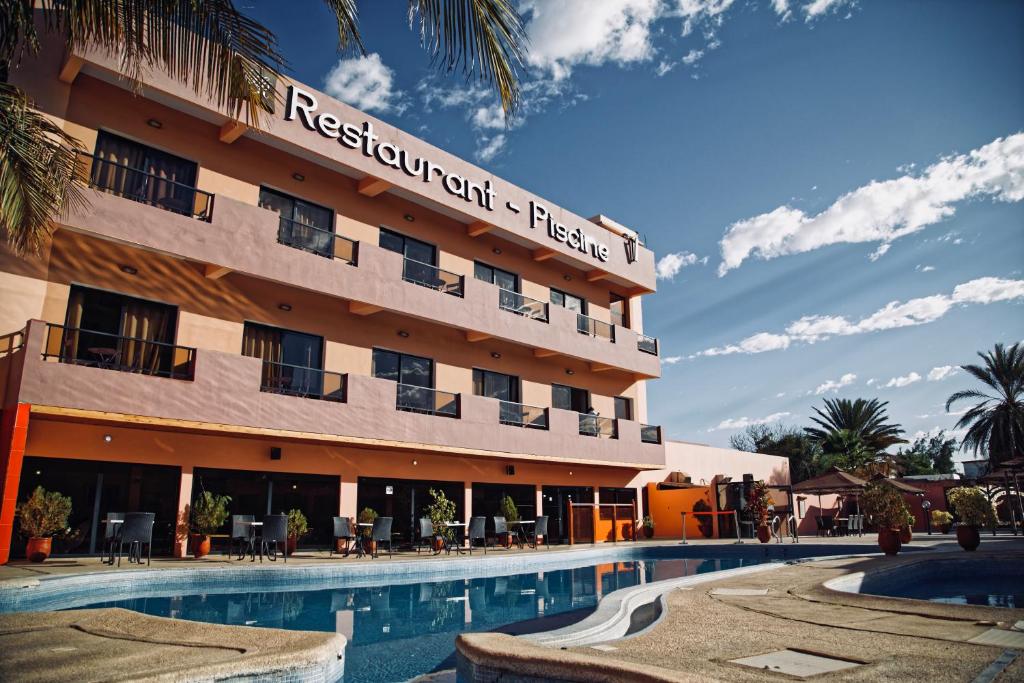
[341,478,358,518]
[464,481,473,547]
[535,485,543,517]
[174,464,194,558]
[0,404,30,564]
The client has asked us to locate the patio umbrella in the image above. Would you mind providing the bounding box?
[792,467,868,513]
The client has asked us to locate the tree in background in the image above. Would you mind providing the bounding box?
[1,1,526,255]
[805,398,906,475]
[893,431,957,476]
[946,342,1024,472]
[729,422,822,483]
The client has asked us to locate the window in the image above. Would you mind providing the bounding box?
[550,288,587,314]
[259,187,334,257]
[372,348,434,388]
[243,323,327,398]
[610,293,629,329]
[475,261,521,311]
[473,369,520,402]
[380,228,441,288]
[552,384,589,413]
[797,498,807,518]
[613,397,633,421]
[91,131,201,217]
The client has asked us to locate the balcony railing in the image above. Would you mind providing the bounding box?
[402,258,464,297]
[396,383,460,418]
[579,413,617,438]
[499,401,549,429]
[277,215,357,264]
[0,327,25,358]
[637,334,659,355]
[83,154,214,221]
[640,424,662,444]
[42,324,195,381]
[498,289,549,322]
[260,360,346,402]
[577,314,615,342]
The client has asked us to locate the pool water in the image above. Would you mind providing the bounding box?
[880,576,1024,609]
[72,556,764,682]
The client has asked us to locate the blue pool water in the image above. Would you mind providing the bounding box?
[71,555,765,682]
[876,576,1024,609]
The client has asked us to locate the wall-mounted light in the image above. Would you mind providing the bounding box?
[146,118,163,129]
[103,434,113,443]
[292,172,305,182]
[490,351,501,359]
[397,330,410,338]
[563,274,573,282]
[403,214,415,222]
[119,265,138,275]
[35,470,41,476]
[412,460,418,466]
[292,484,297,490]
[278,303,292,311]
[565,368,575,375]
[569,470,573,476]
[492,248,502,255]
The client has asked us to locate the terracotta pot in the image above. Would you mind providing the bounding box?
[877,528,901,556]
[939,524,952,534]
[899,526,912,544]
[365,539,378,555]
[643,526,654,539]
[26,537,52,563]
[433,537,445,552]
[191,534,211,559]
[756,526,772,544]
[956,525,980,551]
[286,536,297,556]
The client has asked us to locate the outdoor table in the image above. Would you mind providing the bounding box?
[835,517,849,536]
[442,522,467,555]
[240,521,262,561]
[100,519,124,564]
[509,520,535,548]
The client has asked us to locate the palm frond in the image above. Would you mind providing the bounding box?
[945,389,993,412]
[321,0,365,54]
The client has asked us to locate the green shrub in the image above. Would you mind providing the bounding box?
[861,483,909,530]
[426,488,457,542]
[191,491,231,535]
[500,495,520,523]
[17,486,71,538]
[947,487,997,527]
[287,509,308,538]
[358,507,378,538]
[930,509,953,526]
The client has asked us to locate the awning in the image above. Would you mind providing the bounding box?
[791,467,867,494]
[870,474,926,495]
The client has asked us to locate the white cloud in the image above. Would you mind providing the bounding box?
[656,251,705,280]
[693,276,1024,357]
[655,61,676,77]
[814,372,857,395]
[662,355,683,365]
[771,0,792,20]
[710,411,791,432]
[885,372,921,388]
[323,53,407,115]
[916,264,936,273]
[866,378,876,386]
[681,49,704,65]
[927,365,959,382]
[717,133,1024,275]
[776,391,786,398]
[475,134,507,163]
[803,0,854,20]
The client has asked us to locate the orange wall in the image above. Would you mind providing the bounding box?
[645,483,716,540]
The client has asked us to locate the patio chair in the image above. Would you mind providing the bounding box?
[370,517,393,559]
[331,516,358,557]
[259,514,288,563]
[492,516,514,550]
[101,512,124,564]
[849,514,864,537]
[529,515,550,550]
[821,515,835,537]
[116,512,155,567]
[416,517,435,554]
[814,516,825,537]
[228,514,255,559]
[467,516,487,554]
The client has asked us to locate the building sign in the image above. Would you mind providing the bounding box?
[285,86,611,263]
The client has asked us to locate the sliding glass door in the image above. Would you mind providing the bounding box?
[243,323,324,397]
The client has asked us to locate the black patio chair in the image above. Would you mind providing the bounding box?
[815,515,826,537]
[370,517,393,559]
[492,516,514,550]
[229,514,255,559]
[116,512,155,566]
[468,516,487,554]
[530,515,550,550]
[416,517,435,555]
[259,514,288,563]
[101,512,124,564]
[331,516,359,557]
[821,515,835,537]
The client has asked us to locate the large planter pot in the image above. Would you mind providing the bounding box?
[899,526,912,544]
[365,539,378,555]
[643,526,654,539]
[756,526,772,544]
[26,537,52,563]
[433,537,445,552]
[938,524,952,534]
[286,536,298,556]
[877,528,901,556]
[191,534,211,559]
[956,525,981,551]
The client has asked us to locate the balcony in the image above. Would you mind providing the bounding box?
[498,290,549,322]
[637,334,659,356]
[41,323,195,381]
[579,413,617,439]
[401,258,464,297]
[499,401,549,429]
[640,424,662,444]
[276,215,357,264]
[83,153,214,221]
[259,360,346,402]
[577,314,615,342]
[395,383,460,418]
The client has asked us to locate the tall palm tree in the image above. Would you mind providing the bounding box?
[1,0,527,255]
[805,398,907,455]
[946,342,1024,470]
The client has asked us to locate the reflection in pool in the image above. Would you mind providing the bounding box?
[72,556,764,682]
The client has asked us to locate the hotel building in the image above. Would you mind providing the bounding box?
[0,40,678,561]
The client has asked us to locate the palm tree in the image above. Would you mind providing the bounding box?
[805,398,907,456]
[1,0,527,255]
[946,342,1024,470]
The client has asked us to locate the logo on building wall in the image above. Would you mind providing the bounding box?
[284,86,612,263]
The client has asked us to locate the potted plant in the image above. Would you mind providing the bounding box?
[641,515,655,539]
[190,491,231,559]
[17,486,72,563]
[931,509,953,533]
[426,488,457,552]
[746,480,772,543]
[947,486,996,551]
[899,509,914,544]
[286,509,308,556]
[500,495,519,548]
[358,507,378,554]
[861,482,909,555]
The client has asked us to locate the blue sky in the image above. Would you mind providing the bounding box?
[250,1,1024,465]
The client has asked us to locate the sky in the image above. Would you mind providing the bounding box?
[249,1,1024,467]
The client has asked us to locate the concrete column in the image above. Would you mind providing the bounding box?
[174,464,194,558]
[0,404,30,564]
[340,479,358,519]
[535,485,543,517]
[464,481,473,547]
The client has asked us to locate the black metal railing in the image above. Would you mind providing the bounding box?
[276,215,358,264]
[83,154,214,221]
[640,424,662,444]
[579,413,617,438]
[260,360,346,402]
[396,383,460,418]
[577,313,615,341]
[42,324,195,380]
[499,289,548,322]
[499,401,549,429]
[637,334,659,355]
[402,258,464,297]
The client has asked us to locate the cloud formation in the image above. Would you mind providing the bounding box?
[663,355,684,365]
[656,251,706,279]
[814,372,857,394]
[710,411,792,431]
[323,54,407,115]
[885,372,922,388]
[927,365,959,382]
[717,133,1024,275]
[694,277,1024,357]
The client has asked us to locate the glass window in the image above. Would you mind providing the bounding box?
[550,288,587,314]
[258,187,332,229]
[610,293,629,329]
[614,396,633,421]
[552,384,589,412]
[473,369,520,402]
[474,262,519,292]
[242,322,322,369]
[380,228,436,265]
[372,348,434,388]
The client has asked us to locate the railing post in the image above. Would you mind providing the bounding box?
[632,500,637,541]
[611,504,617,543]
[733,510,743,544]
[568,503,574,546]
[681,511,687,545]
